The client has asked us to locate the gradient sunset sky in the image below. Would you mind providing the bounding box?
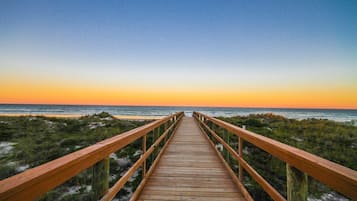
[0,1,356,108]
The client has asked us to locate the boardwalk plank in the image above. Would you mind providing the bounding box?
[137,117,246,201]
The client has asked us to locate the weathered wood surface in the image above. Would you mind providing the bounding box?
[137,117,245,201]
[286,164,308,201]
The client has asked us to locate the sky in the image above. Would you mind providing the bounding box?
[0,0,356,108]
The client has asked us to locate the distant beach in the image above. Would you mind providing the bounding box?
[0,113,162,120]
[0,104,357,122]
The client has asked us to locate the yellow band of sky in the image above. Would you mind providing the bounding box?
[1,78,356,109]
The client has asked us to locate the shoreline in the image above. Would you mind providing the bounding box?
[0,113,163,120]
[1,109,356,123]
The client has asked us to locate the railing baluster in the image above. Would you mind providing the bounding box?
[211,122,216,143]
[224,129,230,163]
[155,126,161,156]
[149,130,154,166]
[238,136,243,182]
[142,135,147,177]
[92,157,109,200]
[164,121,168,142]
[287,164,308,201]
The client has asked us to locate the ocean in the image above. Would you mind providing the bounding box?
[0,104,356,122]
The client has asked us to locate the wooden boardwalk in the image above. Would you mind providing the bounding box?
[138,117,245,201]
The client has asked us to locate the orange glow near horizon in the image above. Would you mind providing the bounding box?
[1,78,357,109]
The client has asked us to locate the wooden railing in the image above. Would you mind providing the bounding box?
[193,112,357,201]
[0,112,184,201]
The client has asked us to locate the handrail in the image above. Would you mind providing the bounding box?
[0,112,184,201]
[101,114,183,201]
[193,112,357,200]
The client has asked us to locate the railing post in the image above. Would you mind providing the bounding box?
[164,121,168,142]
[168,118,173,136]
[237,125,246,182]
[155,126,161,156]
[149,130,154,165]
[92,157,109,200]
[224,129,230,163]
[287,164,308,201]
[210,122,216,142]
[238,136,243,181]
[142,135,147,177]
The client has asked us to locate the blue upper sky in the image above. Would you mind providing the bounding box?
[0,0,356,107]
[1,1,356,61]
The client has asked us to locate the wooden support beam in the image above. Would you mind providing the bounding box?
[149,131,154,166]
[224,129,230,163]
[155,126,161,156]
[238,136,243,182]
[287,164,308,201]
[92,157,109,200]
[164,121,168,143]
[142,135,147,177]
